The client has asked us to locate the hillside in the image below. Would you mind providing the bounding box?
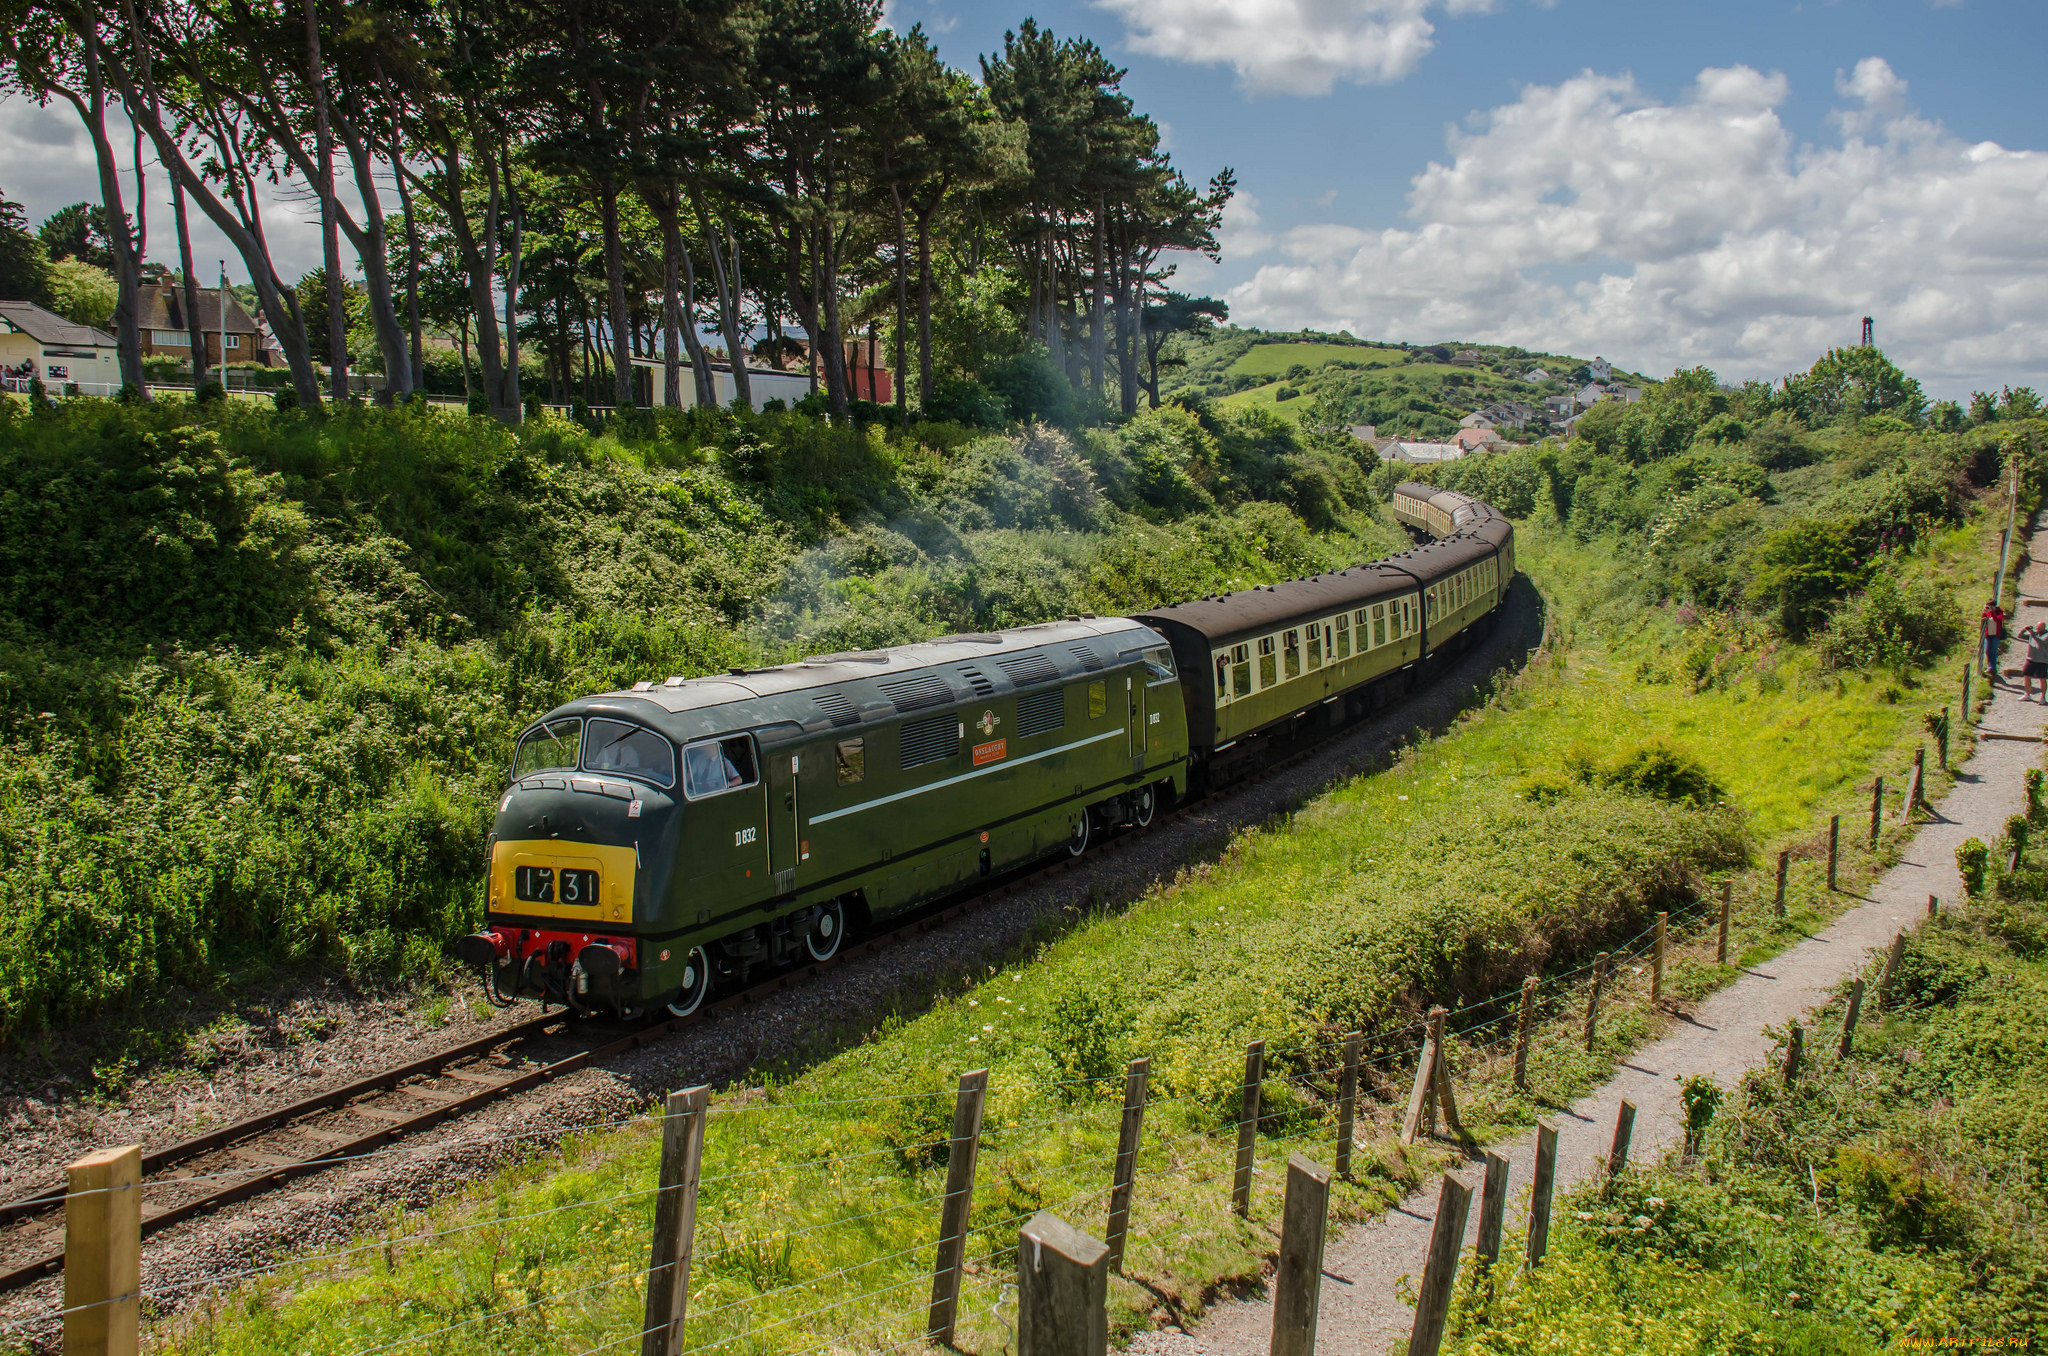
[1170,327,1647,438]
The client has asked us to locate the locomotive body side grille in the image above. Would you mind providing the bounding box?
[1014,689,1065,738]
[878,673,954,712]
[899,713,960,769]
[959,667,996,698]
[996,652,1060,686]
[812,691,861,727]
[1071,644,1104,671]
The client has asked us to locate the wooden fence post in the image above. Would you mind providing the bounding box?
[1232,1040,1265,1217]
[1268,1156,1332,1356]
[1828,816,1841,890]
[1878,932,1908,1007]
[1017,1213,1108,1356]
[1869,778,1883,847]
[1474,1150,1510,1275]
[1526,1122,1558,1270]
[1838,978,1866,1058]
[1512,977,1537,1091]
[1775,851,1790,918]
[1584,952,1609,1051]
[1604,1100,1635,1194]
[1962,665,1972,729]
[1428,1008,1463,1139]
[641,1087,711,1356]
[1907,746,1925,814]
[1334,1034,1360,1180]
[927,1068,990,1345]
[65,1145,140,1356]
[1928,893,1939,918]
[1782,1023,1804,1086]
[1406,1174,1474,1356]
[1400,1012,1444,1146]
[1103,1058,1150,1275]
[1717,881,1731,966]
[1652,913,1668,1007]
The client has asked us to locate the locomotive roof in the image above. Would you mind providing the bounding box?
[535,616,1160,744]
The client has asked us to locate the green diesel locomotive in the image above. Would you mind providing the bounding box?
[454,482,1512,1018]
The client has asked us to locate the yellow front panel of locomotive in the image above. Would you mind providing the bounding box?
[490,840,638,924]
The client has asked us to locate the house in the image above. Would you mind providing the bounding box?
[1543,393,1577,421]
[1348,424,1377,443]
[1589,356,1612,382]
[1381,439,1466,465]
[1450,349,1483,367]
[776,335,893,404]
[1453,426,1502,452]
[135,281,280,367]
[1577,382,1607,409]
[1523,368,1551,383]
[1477,401,1537,429]
[1458,412,1496,430]
[0,300,120,387]
[1611,386,1645,405]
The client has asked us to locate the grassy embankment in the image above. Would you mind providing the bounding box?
[0,397,1393,1065]
[1443,815,2048,1351]
[143,478,2007,1356]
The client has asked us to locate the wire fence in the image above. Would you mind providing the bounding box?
[14,772,1959,1356]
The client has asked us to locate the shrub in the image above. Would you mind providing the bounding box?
[1815,572,1966,672]
[272,386,296,412]
[1274,385,1300,402]
[1957,837,1990,896]
[1751,519,1864,638]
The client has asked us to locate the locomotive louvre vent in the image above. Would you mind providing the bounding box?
[1071,644,1104,672]
[1015,688,1065,738]
[877,672,954,713]
[959,667,996,698]
[996,651,1060,687]
[899,712,960,770]
[811,690,861,727]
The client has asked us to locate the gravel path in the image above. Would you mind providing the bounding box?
[0,581,1547,1337]
[1129,527,2048,1356]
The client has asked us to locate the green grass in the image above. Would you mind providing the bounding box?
[142,489,2008,1356]
[1216,379,1309,422]
[1444,848,2048,1351]
[1224,342,1410,379]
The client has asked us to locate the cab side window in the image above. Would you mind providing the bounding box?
[1088,680,1107,718]
[683,736,759,799]
[836,737,865,786]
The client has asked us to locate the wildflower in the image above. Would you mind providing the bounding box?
[982,1025,993,1032]
[968,999,978,1007]
[1647,1197,1665,1208]
[285,754,302,764]
[967,1036,979,1043]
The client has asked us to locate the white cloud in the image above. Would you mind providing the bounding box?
[1092,0,1489,96]
[1222,61,2048,394]
[0,96,329,285]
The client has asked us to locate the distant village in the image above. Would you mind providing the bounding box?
[1356,352,1642,465]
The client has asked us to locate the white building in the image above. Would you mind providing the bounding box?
[631,357,814,411]
[1381,440,1466,464]
[0,301,120,389]
[1458,412,1496,430]
[1589,356,1612,382]
[1523,367,1551,383]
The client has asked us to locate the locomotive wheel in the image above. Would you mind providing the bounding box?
[1132,782,1157,828]
[666,946,712,1018]
[806,900,846,962]
[1066,810,1092,857]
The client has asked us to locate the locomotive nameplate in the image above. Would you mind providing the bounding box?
[972,738,1007,766]
[491,840,637,924]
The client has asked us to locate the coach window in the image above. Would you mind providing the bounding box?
[1258,636,1277,689]
[1335,614,1351,660]
[1306,624,1322,669]
[1283,630,1301,680]
[1231,644,1252,697]
[1215,652,1230,698]
[683,736,758,799]
[1425,588,1437,619]
[836,737,865,786]
[1372,603,1387,648]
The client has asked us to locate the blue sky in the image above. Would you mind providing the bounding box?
[3,0,2042,393]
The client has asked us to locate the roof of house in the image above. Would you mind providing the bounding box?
[1453,427,1501,449]
[1384,440,1467,464]
[135,281,261,335]
[1523,368,1550,381]
[0,300,117,348]
[1459,413,1496,429]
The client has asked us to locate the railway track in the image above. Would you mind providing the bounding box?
[0,602,1527,1299]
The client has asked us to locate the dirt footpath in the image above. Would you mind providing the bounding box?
[1133,539,2048,1356]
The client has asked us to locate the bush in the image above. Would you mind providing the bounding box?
[1752,519,1864,638]
[1957,837,1989,896]
[1274,385,1300,402]
[1814,572,1966,672]
[1602,740,1725,806]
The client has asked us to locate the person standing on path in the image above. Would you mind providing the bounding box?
[2020,620,2048,702]
[1982,600,2008,680]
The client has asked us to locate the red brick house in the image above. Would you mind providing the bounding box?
[136,281,281,367]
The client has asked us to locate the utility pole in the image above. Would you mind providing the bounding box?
[1995,458,2020,608]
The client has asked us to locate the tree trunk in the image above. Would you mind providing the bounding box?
[677,236,716,408]
[915,208,935,406]
[331,110,410,400]
[497,145,524,418]
[657,194,683,409]
[689,185,749,409]
[303,0,347,404]
[1090,192,1107,394]
[170,175,208,386]
[890,186,908,424]
[62,20,145,392]
[598,170,635,408]
[396,157,424,391]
